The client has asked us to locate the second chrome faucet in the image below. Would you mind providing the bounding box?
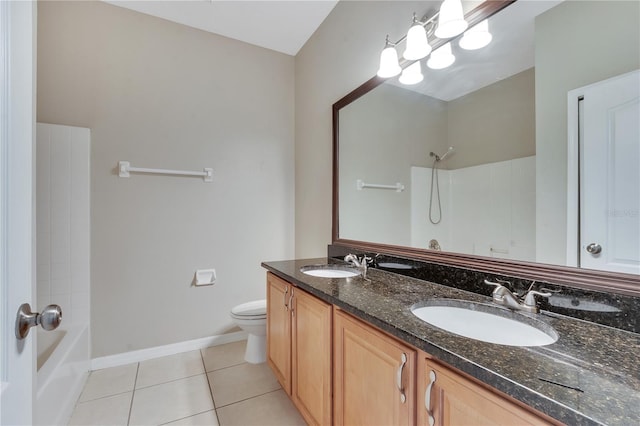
[484,280,553,313]
[344,254,372,279]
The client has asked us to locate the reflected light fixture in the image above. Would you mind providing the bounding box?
[427,42,455,69]
[377,36,402,78]
[403,14,432,60]
[435,0,468,39]
[459,19,492,50]
[375,0,473,85]
[399,61,424,85]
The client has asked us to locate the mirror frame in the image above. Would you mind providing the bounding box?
[332,0,640,297]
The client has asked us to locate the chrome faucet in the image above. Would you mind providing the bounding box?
[484,280,553,313]
[344,254,371,279]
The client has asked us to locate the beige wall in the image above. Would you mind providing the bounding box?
[447,68,535,170]
[535,0,640,265]
[37,1,294,357]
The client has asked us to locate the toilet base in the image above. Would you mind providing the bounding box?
[244,334,266,364]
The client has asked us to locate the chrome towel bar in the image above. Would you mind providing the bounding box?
[356,179,404,192]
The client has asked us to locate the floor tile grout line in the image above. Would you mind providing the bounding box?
[134,352,208,389]
[75,389,135,404]
[205,360,248,374]
[157,408,217,426]
[126,362,140,426]
[134,369,210,391]
[200,348,222,426]
[214,386,283,409]
[201,340,249,373]
[68,369,90,420]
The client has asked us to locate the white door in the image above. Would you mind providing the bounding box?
[0,1,37,424]
[580,70,640,274]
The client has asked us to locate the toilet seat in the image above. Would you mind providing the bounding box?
[231,299,266,319]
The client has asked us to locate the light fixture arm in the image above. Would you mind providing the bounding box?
[384,34,397,48]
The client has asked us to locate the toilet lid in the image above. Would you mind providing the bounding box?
[231,299,266,316]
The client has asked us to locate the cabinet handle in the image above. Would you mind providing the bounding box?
[289,288,294,315]
[396,353,407,403]
[283,286,289,311]
[424,370,437,426]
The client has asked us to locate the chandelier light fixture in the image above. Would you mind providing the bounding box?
[376,0,492,85]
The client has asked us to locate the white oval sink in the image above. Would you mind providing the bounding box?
[411,300,558,347]
[300,264,360,278]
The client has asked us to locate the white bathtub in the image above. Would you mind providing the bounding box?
[36,325,90,426]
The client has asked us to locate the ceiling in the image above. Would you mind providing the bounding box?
[103,0,339,56]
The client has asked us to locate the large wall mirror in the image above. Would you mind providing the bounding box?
[333,0,640,295]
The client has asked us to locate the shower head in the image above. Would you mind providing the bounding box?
[439,146,454,161]
[430,146,455,162]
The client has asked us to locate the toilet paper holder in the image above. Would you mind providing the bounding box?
[194,269,216,286]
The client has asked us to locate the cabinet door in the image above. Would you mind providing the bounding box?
[291,288,332,426]
[418,355,549,426]
[266,272,291,394]
[334,310,415,426]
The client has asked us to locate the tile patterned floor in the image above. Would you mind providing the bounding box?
[69,340,305,426]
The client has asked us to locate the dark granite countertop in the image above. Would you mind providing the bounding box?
[262,258,640,426]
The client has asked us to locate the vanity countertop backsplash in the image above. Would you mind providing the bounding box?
[262,252,640,426]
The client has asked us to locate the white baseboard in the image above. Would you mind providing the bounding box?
[91,331,248,371]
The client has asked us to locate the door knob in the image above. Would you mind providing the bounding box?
[15,303,62,340]
[586,243,602,254]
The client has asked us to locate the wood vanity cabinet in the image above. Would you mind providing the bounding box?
[266,272,332,426]
[416,353,551,426]
[334,309,416,426]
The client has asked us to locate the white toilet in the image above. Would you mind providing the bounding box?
[230,299,267,364]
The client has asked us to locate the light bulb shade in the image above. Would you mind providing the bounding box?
[399,61,424,85]
[427,42,455,69]
[459,19,492,50]
[403,24,432,60]
[435,0,468,39]
[377,46,402,78]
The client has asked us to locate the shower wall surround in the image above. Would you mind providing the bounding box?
[36,123,90,326]
[411,156,536,261]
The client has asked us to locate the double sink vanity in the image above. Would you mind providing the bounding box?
[262,256,640,426]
